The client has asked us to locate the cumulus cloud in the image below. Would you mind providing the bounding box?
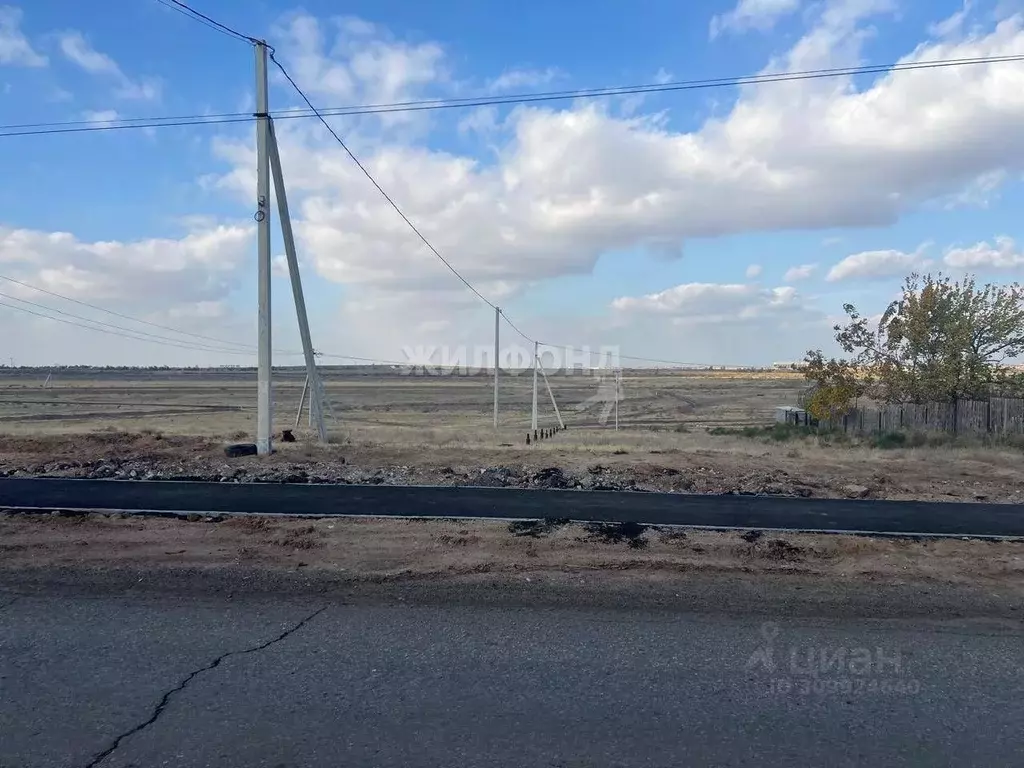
[273,13,445,114]
[826,247,928,282]
[783,263,817,282]
[0,224,250,307]
[611,282,805,325]
[710,0,802,38]
[598,280,828,365]
[207,4,1024,320]
[57,31,160,100]
[0,5,45,66]
[0,224,256,365]
[13,1,1024,365]
[944,236,1024,269]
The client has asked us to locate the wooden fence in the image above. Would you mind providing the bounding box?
[822,397,1024,436]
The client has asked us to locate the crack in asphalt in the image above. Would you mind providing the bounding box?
[82,605,328,768]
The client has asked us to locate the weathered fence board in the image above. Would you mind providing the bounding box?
[822,397,1024,436]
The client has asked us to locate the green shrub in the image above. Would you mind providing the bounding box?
[870,431,907,449]
[706,423,812,441]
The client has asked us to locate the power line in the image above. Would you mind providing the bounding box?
[315,352,418,367]
[269,49,537,343]
[0,298,255,354]
[0,273,257,352]
[0,115,251,138]
[3,53,1023,137]
[0,274,419,365]
[538,341,717,368]
[153,0,258,45]
[0,273,314,357]
[0,290,256,354]
[306,52,1024,117]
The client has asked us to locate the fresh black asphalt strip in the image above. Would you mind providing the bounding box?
[1,477,1023,538]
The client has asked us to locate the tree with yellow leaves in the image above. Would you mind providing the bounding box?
[804,272,1024,413]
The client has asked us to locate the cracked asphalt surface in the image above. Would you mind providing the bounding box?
[1,585,1022,767]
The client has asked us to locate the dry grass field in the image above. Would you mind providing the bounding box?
[0,366,804,439]
[2,513,1021,596]
[1,366,1023,503]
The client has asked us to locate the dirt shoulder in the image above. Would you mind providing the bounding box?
[2,512,1023,619]
[2,431,1023,503]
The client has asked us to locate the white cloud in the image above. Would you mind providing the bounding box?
[0,5,45,66]
[81,109,118,127]
[826,247,928,282]
[14,2,1024,365]
[57,31,160,100]
[486,67,560,93]
[274,13,445,111]
[457,105,500,136]
[929,0,972,38]
[944,236,1024,269]
[745,264,763,278]
[942,169,1007,209]
[0,224,250,305]
[0,224,256,365]
[611,282,808,326]
[207,4,1024,318]
[783,263,818,282]
[710,0,802,38]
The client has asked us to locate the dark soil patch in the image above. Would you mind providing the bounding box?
[507,518,572,538]
[762,539,804,562]
[582,521,649,549]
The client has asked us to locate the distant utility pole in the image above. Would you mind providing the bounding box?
[531,340,539,432]
[253,40,329,451]
[493,306,500,429]
[255,41,273,455]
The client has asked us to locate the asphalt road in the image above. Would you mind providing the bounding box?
[1,589,1021,767]
[1,477,1024,537]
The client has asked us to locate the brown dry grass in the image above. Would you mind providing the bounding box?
[0,368,804,438]
[1,514,1021,594]
[1,369,1024,502]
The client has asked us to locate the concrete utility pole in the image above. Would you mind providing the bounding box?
[531,340,539,432]
[268,119,327,443]
[493,306,500,429]
[254,41,273,455]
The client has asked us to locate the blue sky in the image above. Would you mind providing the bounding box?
[1,0,1024,366]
